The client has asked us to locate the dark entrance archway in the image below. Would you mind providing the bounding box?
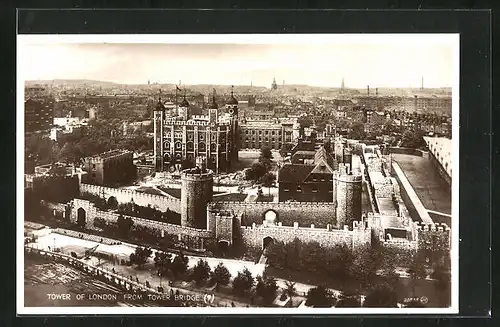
[218,240,230,254]
[77,208,86,228]
[262,236,274,250]
[107,196,118,209]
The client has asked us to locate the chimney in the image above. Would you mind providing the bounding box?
[367,85,370,96]
[375,88,378,96]
[414,95,418,112]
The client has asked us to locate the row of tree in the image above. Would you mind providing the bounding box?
[266,237,450,292]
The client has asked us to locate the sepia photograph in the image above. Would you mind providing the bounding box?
[17,34,459,314]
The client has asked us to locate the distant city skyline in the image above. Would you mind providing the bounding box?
[18,35,457,89]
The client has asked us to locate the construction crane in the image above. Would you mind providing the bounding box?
[84,244,99,259]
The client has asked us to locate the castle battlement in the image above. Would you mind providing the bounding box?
[208,201,337,208]
[181,168,213,180]
[414,221,451,232]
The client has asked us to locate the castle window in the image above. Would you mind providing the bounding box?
[175,142,181,149]
[199,134,205,141]
[272,138,275,142]
[252,131,255,135]
[297,186,302,192]
[272,131,275,135]
[265,131,269,135]
[312,188,318,193]
[259,131,262,135]
[92,164,96,169]
[284,188,289,192]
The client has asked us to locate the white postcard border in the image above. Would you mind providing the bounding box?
[16,33,460,315]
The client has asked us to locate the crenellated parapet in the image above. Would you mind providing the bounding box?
[412,221,451,251]
[239,218,371,250]
[207,201,337,228]
[80,183,181,214]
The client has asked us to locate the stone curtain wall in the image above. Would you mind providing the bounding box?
[215,215,234,244]
[240,220,371,251]
[71,199,212,239]
[208,201,336,228]
[80,183,181,214]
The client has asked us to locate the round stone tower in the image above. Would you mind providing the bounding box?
[335,173,362,229]
[181,167,213,229]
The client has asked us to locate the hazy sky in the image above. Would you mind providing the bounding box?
[19,35,456,88]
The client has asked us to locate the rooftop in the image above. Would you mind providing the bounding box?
[278,164,314,183]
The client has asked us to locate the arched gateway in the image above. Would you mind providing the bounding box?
[77,208,86,227]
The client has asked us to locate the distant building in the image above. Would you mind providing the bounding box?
[239,117,299,150]
[271,78,278,91]
[82,149,135,186]
[25,99,53,133]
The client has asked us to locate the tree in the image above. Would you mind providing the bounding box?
[363,283,398,307]
[431,264,451,291]
[211,262,231,291]
[117,215,134,237]
[232,267,254,296]
[154,251,173,277]
[259,146,273,161]
[248,162,267,181]
[129,247,152,269]
[323,244,354,278]
[400,128,426,149]
[305,286,334,308]
[279,143,294,158]
[349,246,378,288]
[349,122,366,140]
[255,275,278,305]
[259,172,276,196]
[407,251,428,296]
[284,281,297,298]
[171,252,189,279]
[192,259,211,285]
